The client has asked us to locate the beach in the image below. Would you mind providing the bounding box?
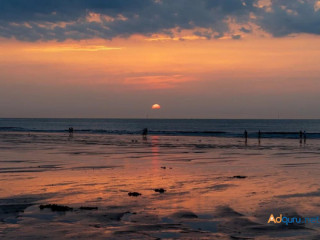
[2,0,320,238]
[1,132,320,239]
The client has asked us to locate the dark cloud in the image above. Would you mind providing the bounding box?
[256,0,320,37]
[232,34,242,39]
[0,0,319,41]
[239,27,251,33]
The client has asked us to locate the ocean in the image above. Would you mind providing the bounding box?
[1,118,320,138]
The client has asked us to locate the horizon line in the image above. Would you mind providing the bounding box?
[1,117,320,120]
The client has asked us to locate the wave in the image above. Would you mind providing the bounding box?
[1,127,320,139]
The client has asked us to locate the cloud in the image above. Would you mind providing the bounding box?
[123,74,192,89]
[255,0,320,37]
[24,45,122,52]
[0,0,319,41]
[232,34,242,39]
[239,27,252,33]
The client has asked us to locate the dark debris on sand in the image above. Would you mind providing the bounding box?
[172,211,198,219]
[230,236,254,239]
[79,206,98,210]
[154,188,166,193]
[39,204,73,212]
[128,192,141,197]
[232,175,247,179]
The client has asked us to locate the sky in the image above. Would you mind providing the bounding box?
[0,0,320,119]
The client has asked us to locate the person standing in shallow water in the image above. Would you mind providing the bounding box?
[258,130,261,144]
[68,127,74,137]
[142,128,148,140]
[244,130,248,143]
[299,130,303,139]
[299,130,303,144]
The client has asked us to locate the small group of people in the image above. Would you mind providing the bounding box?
[243,130,307,143]
[65,127,308,144]
[243,130,262,140]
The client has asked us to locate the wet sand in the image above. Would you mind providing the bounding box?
[1,132,320,239]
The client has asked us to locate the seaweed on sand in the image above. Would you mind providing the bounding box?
[39,204,73,211]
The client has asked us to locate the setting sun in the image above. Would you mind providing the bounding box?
[152,104,161,109]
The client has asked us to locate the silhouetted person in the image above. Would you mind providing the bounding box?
[68,127,74,137]
[299,130,303,144]
[258,130,261,145]
[303,131,307,144]
[142,128,148,140]
[299,130,303,139]
[244,130,248,143]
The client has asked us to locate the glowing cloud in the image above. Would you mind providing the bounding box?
[25,45,122,52]
[152,104,161,109]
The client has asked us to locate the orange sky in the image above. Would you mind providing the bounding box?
[0,33,320,118]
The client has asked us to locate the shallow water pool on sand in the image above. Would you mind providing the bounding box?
[1,132,320,239]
